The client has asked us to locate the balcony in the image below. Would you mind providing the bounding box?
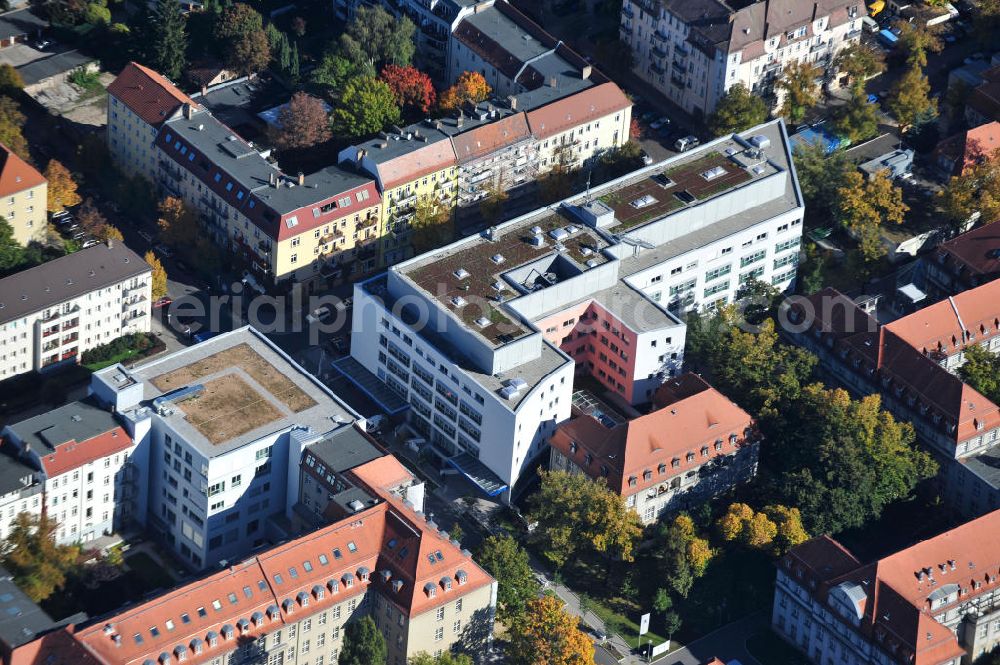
[623,4,633,17]
[42,326,60,338]
[123,282,147,298]
[394,193,416,208]
[60,349,78,361]
[670,73,685,86]
[42,340,59,353]
[810,41,827,53]
[845,29,861,41]
[652,30,668,43]
[62,332,79,345]
[61,318,80,331]
[652,45,668,59]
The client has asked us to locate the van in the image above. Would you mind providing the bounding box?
[862,16,879,33]
[674,135,700,152]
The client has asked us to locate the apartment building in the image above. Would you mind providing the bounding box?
[785,284,1000,519]
[924,223,1000,298]
[106,62,198,184]
[0,143,47,246]
[88,327,361,571]
[2,398,139,544]
[772,510,1000,665]
[346,120,802,498]
[65,456,495,665]
[451,112,536,212]
[549,374,758,524]
[0,446,43,542]
[0,242,151,379]
[620,0,865,117]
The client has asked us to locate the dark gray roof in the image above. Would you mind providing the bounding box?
[8,398,120,455]
[0,8,46,41]
[306,427,383,474]
[0,445,40,496]
[17,49,94,86]
[0,564,58,648]
[330,486,379,515]
[165,109,372,215]
[0,242,150,325]
[964,446,1000,490]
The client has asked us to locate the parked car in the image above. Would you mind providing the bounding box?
[675,135,700,152]
[81,238,99,248]
[153,296,173,309]
[33,39,51,50]
[71,230,87,240]
[650,116,670,130]
[51,209,71,221]
[138,229,154,243]
[365,414,387,434]
[306,306,332,324]
[154,243,174,258]
[641,150,653,166]
[59,222,80,233]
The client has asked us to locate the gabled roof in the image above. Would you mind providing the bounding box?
[0,143,45,198]
[525,82,630,140]
[549,374,754,495]
[374,139,458,191]
[932,222,1000,282]
[882,278,1000,354]
[933,121,1000,175]
[107,62,197,128]
[451,113,531,164]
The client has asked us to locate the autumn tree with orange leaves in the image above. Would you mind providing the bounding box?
[380,64,436,114]
[508,595,594,665]
[439,71,491,112]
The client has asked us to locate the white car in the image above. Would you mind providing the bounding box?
[306,306,332,324]
[641,151,653,166]
[675,135,700,152]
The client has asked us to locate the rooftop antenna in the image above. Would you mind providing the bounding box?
[585,169,593,202]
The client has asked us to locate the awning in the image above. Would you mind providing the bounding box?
[446,453,508,496]
[332,356,409,416]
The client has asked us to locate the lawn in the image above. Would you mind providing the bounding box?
[81,332,164,371]
[183,374,284,444]
[125,551,175,590]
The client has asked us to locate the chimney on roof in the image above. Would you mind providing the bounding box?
[456,113,464,128]
[356,148,367,162]
[548,76,558,88]
[435,119,442,130]
[201,85,208,96]
[508,95,518,110]
[298,172,305,186]
[183,102,193,119]
[581,65,592,80]
[269,172,277,187]
[105,237,114,249]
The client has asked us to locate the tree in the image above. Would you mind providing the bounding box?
[763,504,809,554]
[653,588,672,614]
[76,198,108,236]
[707,83,768,136]
[410,195,453,254]
[508,595,594,665]
[836,170,908,263]
[157,196,198,248]
[215,2,262,42]
[44,160,82,213]
[593,141,644,184]
[231,28,271,76]
[629,117,642,141]
[528,470,642,569]
[0,64,24,94]
[338,616,386,665]
[0,97,29,160]
[332,76,401,137]
[439,71,491,112]
[380,64,436,114]
[834,42,884,91]
[145,250,169,300]
[312,52,374,99]
[538,165,574,204]
[475,534,539,624]
[777,61,820,124]
[97,225,124,242]
[895,21,942,68]
[409,654,473,665]
[339,5,415,70]
[84,1,111,24]
[887,63,935,132]
[832,87,879,144]
[958,344,1000,404]
[717,502,754,542]
[148,0,187,80]
[793,141,854,225]
[273,92,331,150]
[663,611,682,639]
[0,513,79,602]
[0,218,25,273]
[660,513,710,599]
[937,148,1000,230]
[479,186,508,224]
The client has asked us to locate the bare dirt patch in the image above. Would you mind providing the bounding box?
[181,374,284,444]
[151,343,316,412]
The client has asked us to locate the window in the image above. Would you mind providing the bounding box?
[740,250,766,268]
[705,264,731,281]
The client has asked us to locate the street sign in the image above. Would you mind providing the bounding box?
[638,612,650,636]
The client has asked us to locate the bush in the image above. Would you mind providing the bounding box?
[81,332,160,368]
[68,67,101,90]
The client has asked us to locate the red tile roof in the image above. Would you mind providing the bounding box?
[451,113,531,164]
[374,140,457,191]
[107,62,197,128]
[348,455,415,492]
[933,121,1000,176]
[882,278,1000,356]
[931,223,1000,285]
[785,510,1000,665]
[70,456,492,665]
[968,67,1000,123]
[549,374,755,495]
[0,144,45,198]
[525,82,631,140]
[42,426,134,479]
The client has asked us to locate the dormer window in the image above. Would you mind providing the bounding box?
[424,582,436,598]
[628,476,637,487]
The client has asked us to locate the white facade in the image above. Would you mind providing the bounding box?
[621,0,865,116]
[0,243,151,380]
[0,469,42,542]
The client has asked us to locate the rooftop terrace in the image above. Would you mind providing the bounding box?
[405,208,611,344]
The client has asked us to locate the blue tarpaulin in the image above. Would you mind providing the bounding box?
[878,28,898,45]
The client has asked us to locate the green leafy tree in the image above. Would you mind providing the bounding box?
[895,21,942,68]
[475,534,539,624]
[312,52,374,99]
[0,64,24,94]
[214,3,270,75]
[479,186,507,224]
[834,42,884,91]
[332,76,401,137]
[887,63,936,132]
[409,654,473,665]
[339,5,416,70]
[148,0,187,80]
[338,616,386,665]
[0,217,25,273]
[708,83,768,136]
[937,147,1000,230]
[0,96,29,160]
[0,513,80,602]
[958,344,1000,404]
[410,195,453,254]
[777,61,820,123]
[836,170,908,263]
[528,470,642,569]
[792,140,854,225]
[832,87,879,144]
